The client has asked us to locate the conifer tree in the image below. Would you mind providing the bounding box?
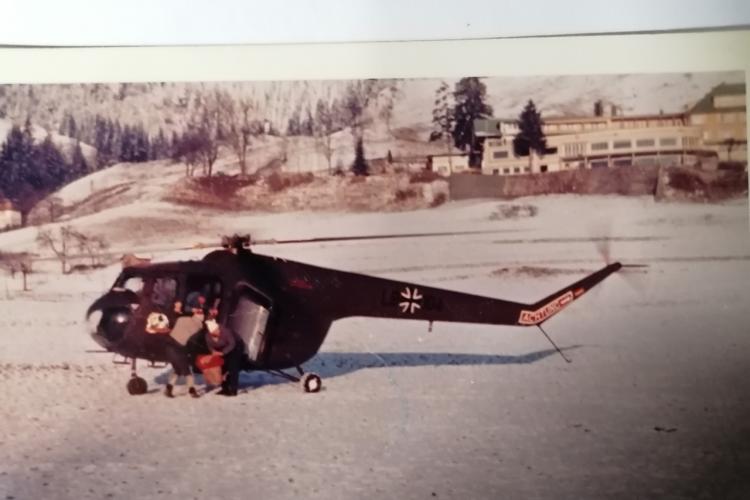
[452,77,493,154]
[513,100,547,170]
[35,134,68,188]
[69,140,89,179]
[351,137,368,176]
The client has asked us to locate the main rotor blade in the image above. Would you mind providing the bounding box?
[23,241,224,265]
[252,229,514,246]
[23,230,510,264]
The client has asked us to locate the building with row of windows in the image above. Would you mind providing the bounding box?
[476,82,746,176]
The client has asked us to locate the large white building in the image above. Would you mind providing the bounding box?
[476,83,746,176]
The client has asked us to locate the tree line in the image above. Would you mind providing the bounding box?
[59,112,173,167]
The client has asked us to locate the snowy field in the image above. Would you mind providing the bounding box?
[1,195,750,499]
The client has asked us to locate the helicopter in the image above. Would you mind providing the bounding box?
[84,232,624,396]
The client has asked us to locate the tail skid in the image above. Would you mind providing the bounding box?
[517,262,622,363]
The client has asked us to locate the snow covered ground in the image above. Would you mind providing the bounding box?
[1,194,749,499]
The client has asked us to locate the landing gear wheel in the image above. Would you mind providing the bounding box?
[300,373,322,393]
[127,376,148,395]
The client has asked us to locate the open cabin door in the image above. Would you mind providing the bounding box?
[229,285,272,363]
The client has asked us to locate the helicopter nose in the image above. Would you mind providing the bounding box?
[86,290,139,348]
[87,306,133,348]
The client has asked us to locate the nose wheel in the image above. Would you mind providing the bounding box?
[125,358,148,395]
[127,375,148,395]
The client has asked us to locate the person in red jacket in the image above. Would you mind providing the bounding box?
[204,317,242,396]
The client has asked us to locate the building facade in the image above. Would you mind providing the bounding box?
[430,154,470,176]
[687,82,747,162]
[477,82,746,176]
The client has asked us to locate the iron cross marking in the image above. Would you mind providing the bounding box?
[399,286,423,314]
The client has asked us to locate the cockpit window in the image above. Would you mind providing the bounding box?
[120,277,144,294]
[151,277,178,308]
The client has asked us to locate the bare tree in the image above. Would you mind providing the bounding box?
[185,90,222,177]
[172,129,204,177]
[198,103,221,177]
[37,226,110,273]
[377,82,400,132]
[263,83,294,170]
[341,79,398,168]
[313,96,338,174]
[0,252,32,291]
[68,228,110,267]
[342,79,397,139]
[218,91,259,176]
[37,226,73,274]
[431,81,456,171]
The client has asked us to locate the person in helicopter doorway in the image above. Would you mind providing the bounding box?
[163,293,206,399]
[204,315,242,396]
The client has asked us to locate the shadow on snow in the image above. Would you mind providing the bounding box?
[153,346,577,390]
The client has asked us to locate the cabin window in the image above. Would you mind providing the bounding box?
[591,141,608,151]
[183,275,223,313]
[492,151,509,159]
[613,140,631,149]
[660,137,677,147]
[151,277,178,308]
[636,138,655,148]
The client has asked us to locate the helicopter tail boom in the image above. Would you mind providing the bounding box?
[516,262,622,326]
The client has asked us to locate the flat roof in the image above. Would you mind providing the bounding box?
[544,113,685,123]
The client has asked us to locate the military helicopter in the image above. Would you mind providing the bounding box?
[83,232,624,395]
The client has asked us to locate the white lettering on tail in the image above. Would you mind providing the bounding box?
[518,291,575,325]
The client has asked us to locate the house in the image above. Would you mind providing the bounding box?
[688,82,747,162]
[429,154,470,176]
[0,199,21,230]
